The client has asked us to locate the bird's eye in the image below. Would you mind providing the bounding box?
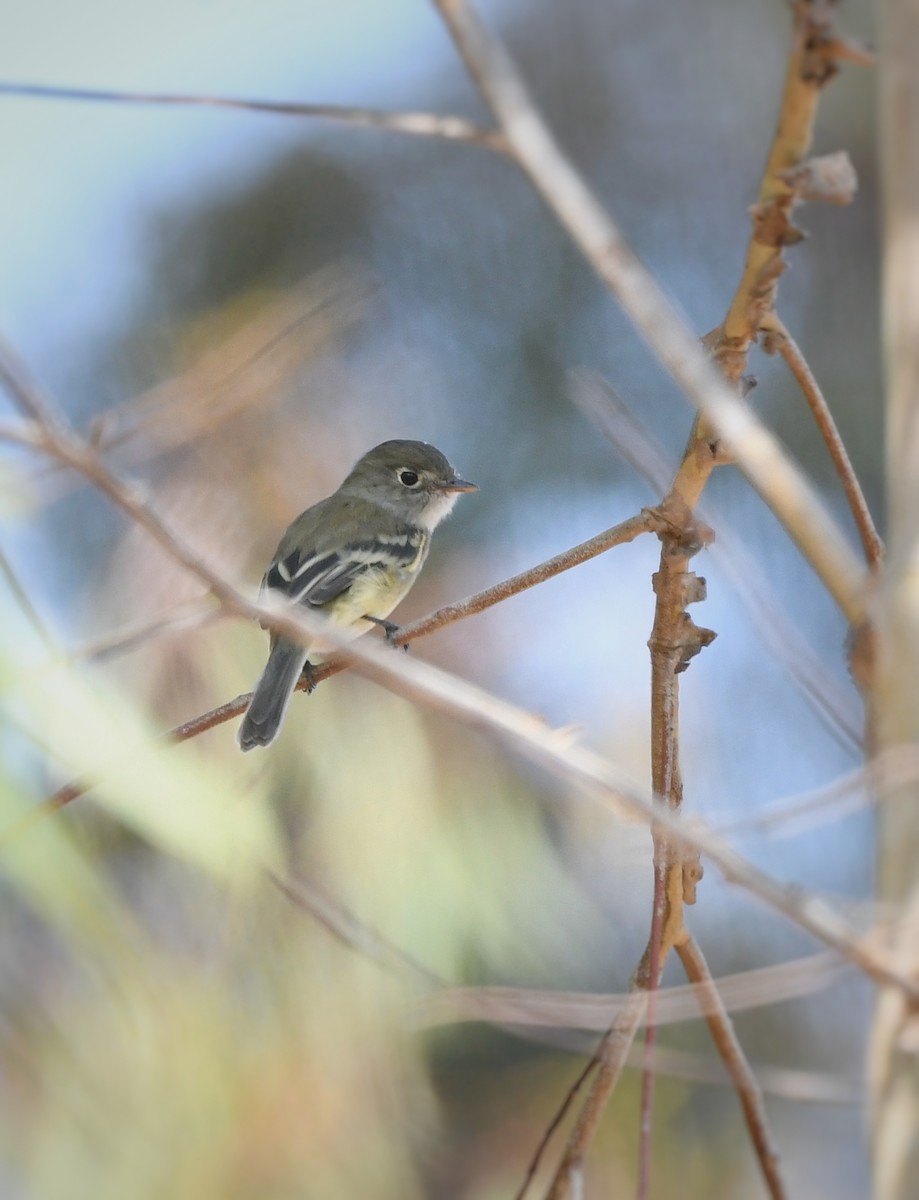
[398,469,420,487]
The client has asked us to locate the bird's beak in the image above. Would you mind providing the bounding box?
[441,475,478,494]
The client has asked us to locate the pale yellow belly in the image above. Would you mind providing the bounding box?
[306,564,418,658]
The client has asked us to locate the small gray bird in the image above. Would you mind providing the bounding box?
[238,439,477,751]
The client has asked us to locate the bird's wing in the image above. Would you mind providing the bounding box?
[263,526,428,608]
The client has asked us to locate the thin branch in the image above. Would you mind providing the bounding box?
[0,81,509,153]
[5,534,915,998]
[24,271,375,507]
[638,885,664,1200]
[0,333,70,435]
[433,0,866,624]
[677,934,788,1200]
[415,950,850,1032]
[1,348,911,999]
[763,313,884,568]
[0,419,262,613]
[514,1053,602,1200]
[69,600,221,664]
[268,870,443,988]
[545,973,651,1199]
[873,0,919,1190]
[570,370,863,751]
[0,544,59,654]
[714,747,919,838]
[12,505,653,819]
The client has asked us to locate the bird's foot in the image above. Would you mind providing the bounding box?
[365,616,410,652]
[298,660,317,693]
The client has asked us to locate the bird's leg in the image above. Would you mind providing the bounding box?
[364,615,410,652]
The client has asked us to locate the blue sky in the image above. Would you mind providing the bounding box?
[0,0,480,359]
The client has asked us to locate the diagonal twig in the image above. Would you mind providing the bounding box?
[0,544,59,655]
[513,1052,603,1200]
[69,600,221,663]
[762,313,883,568]
[545,959,654,1199]
[0,81,509,153]
[3,515,914,999]
[1,341,911,1001]
[570,370,863,751]
[677,933,788,1200]
[433,0,866,624]
[429,3,869,1190]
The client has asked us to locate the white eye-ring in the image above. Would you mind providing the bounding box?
[398,468,421,488]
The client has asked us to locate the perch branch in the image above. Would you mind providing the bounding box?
[4,548,915,1000]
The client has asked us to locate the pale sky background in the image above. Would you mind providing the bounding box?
[0,0,475,359]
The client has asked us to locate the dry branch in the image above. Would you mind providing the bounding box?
[545,985,650,1199]
[763,314,883,568]
[0,381,903,995]
[0,544,59,654]
[416,950,850,1031]
[873,1,919,1195]
[677,934,787,1200]
[0,478,911,996]
[570,371,863,751]
[429,0,870,1188]
[433,0,865,624]
[0,81,508,153]
[69,600,220,664]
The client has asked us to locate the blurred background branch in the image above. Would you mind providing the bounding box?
[0,79,510,152]
[873,2,919,1198]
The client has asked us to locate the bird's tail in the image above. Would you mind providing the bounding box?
[238,641,309,751]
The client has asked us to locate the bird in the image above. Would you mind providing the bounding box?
[238,439,477,751]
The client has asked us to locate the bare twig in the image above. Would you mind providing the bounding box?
[2,347,911,999]
[570,370,863,751]
[4,529,914,998]
[0,333,70,435]
[415,950,850,1031]
[0,81,509,153]
[715,747,919,837]
[638,891,665,1200]
[0,544,59,654]
[68,600,221,663]
[763,314,883,568]
[677,934,788,1200]
[428,7,866,1176]
[514,1054,602,1200]
[873,3,919,1192]
[268,870,443,988]
[433,0,866,623]
[545,972,652,1199]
